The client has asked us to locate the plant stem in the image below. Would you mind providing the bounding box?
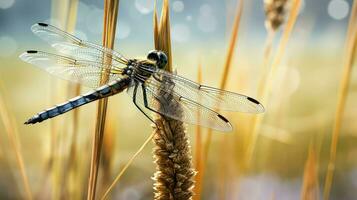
[87,1,119,199]
[323,1,357,199]
[0,82,32,200]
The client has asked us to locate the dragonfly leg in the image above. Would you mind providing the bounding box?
[142,84,162,116]
[132,83,157,127]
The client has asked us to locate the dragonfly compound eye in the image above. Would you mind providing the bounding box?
[147,50,167,69]
[158,52,168,69]
[147,50,160,62]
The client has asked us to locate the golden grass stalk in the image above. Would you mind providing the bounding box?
[87,0,119,199]
[152,1,195,199]
[203,0,243,161]
[323,2,357,199]
[199,0,244,196]
[301,143,319,200]
[100,131,156,200]
[101,115,116,185]
[60,0,80,198]
[0,82,32,200]
[47,1,76,198]
[259,30,275,97]
[219,0,244,90]
[41,0,80,197]
[154,0,172,71]
[98,2,160,197]
[245,0,301,167]
[193,64,205,199]
[193,64,203,200]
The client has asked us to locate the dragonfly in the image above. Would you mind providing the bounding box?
[20,23,265,132]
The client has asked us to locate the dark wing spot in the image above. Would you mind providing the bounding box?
[217,114,229,123]
[247,97,260,104]
[38,23,48,27]
[27,50,37,54]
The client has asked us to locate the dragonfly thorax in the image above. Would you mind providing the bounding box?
[122,63,134,77]
[125,59,157,83]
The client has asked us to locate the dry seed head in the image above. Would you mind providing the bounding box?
[152,76,196,200]
[152,1,195,199]
[264,0,289,31]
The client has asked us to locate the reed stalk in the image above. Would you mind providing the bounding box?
[0,82,32,200]
[219,0,244,91]
[245,0,301,167]
[96,1,194,198]
[323,1,357,199]
[301,143,319,200]
[259,30,275,97]
[203,0,243,164]
[48,1,73,199]
[152,1,195,199]
[36,1,79,198]
[200,0,243,198]
[101,114,116,191]
[87,0,119,199]
[59,0,80,198]
[193,64,203,200]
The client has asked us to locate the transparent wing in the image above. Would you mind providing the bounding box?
[144,69,265,113]
[127,80,232,132]
[20,50,123,88]
[31,23,128,66]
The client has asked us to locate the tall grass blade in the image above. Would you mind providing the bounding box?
[0,81,32,200]
[301,143,319,200]
[201,0,244,196]
[245,0,301,167]
[193,63,203,200]
[100,115,116,192]
[48,1,73,198]
[323,1,357,199]
[87,0,119,199]
[99,1,161,197]
[59,0,80,198]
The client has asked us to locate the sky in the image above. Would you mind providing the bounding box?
[0,0,353,46]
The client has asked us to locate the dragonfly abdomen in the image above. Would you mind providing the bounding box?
[25,77,131,124]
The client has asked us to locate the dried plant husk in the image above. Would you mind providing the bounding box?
[264,0,289,32]
[152,0,195,199]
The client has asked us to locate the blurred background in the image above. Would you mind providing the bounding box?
[0,0,357,199]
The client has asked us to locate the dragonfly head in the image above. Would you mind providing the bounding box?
[147,50,168,69]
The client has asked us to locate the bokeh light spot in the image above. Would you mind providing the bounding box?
[86,7,103,35]
[172,24,190,42]
[197,14,217,33]
[77,2,90,23]
[0,0,15,9]
[135,0,154,14]
[0,36,17,57]
[198,4,216,32]
[328,0,349,20]
[117,22,131,39]
[172,1,184,13]
[199,4,213,16]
